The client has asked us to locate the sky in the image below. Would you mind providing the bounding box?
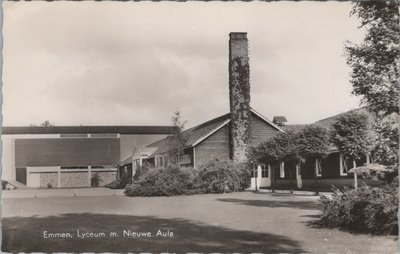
[2,1,365,128]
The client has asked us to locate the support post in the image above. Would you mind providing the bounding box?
[271,163,275,193]
[354,172,358,190]
[57,167,61,188]
[289,162,293,194]
[353,160,358,189]
[314,158,319,196]
[88,166,92,187]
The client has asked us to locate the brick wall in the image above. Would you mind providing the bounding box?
[250,114,280,147]
[195,125,230,168]
[229,32,251,163]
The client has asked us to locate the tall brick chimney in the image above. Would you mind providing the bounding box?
[229,32,251,163]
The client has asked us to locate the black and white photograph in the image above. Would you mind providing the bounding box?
[1,1,399,253]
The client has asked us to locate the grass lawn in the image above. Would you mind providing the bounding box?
[2,192,397,253]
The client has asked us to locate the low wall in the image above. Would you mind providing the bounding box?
[40,172,58,188]
[61,172,89,188]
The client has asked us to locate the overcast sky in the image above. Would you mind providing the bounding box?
[3,1,364,128]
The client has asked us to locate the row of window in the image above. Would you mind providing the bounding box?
[154,154,192,168]
[59,133,119,138]
[60,165,116,169]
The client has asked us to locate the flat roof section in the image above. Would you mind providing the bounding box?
[2,126,177,135]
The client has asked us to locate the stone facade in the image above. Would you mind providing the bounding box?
[229,32,251,163]
[40,172,58,188]
[61,171,89,188]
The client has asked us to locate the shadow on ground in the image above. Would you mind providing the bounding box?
[2,213,305,253]
[217,198,321,210]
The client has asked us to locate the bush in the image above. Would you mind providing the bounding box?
[2,180,8,190]
[91,173,102,187]
[198,159,248,193]
[133,162,151,181]
[47,183,53,189]
[319,179,398,235]
[104,180,122,189]
[125,166,201,197]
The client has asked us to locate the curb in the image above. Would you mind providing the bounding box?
[2,188,126,199]
[252,189,332,196]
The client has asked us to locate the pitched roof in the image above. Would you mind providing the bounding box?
[146,113,231,156]
[314,107,374,129]
[146,108,283,157]
[2,126,177,135]
[281,124,310,133]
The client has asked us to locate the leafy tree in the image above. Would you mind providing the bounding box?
[247,131,301,191]
[168,111,188,165]
[345,1,400,115]
[371,113,399,167]
[330,111,371,166]
[40,120,55,127]
[297,125,330,160]
[297,125,330,194]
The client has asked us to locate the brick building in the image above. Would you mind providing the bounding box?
[135,32,376,191]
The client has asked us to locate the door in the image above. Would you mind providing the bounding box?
[16,168,27,185]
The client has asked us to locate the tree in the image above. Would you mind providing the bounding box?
[297,125,330,194]
[346,1,399,173]
[331,111,371,189]
[247,131,301,192]
[247,137,281,191]
[345,1,400,115]
[40,120,55,127]
[371,113,399,166]
[168,111,188,165]
[331,111,371,163]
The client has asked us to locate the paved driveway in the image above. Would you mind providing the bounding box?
[2,192,397,253]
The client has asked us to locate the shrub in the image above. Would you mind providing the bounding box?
[133,162,151,181]
[319,179,398,235]
[125,166,201,197]
[47,183,53,189]
[235,162,252,190]
[104,180,122,189]
[198,159,247,193]
[2,180,8,190]
[91,173,102,187]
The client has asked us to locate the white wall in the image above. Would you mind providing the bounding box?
[250,165,271,190]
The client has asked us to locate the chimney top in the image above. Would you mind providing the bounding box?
[229,32,247,40]
[273,116,288,126]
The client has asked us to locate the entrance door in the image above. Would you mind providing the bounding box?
[16,168,27,185]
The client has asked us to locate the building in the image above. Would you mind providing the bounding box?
[138,32,377,191]
[2,126,175,188]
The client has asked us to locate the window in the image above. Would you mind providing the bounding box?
[315,158,322,177]
[261,164,268,178]
[339,154,348,176]
[61,166,89,169]
[60,134,88,138]
[176,154,191,165]
[280,162,285,178]
[90,133,118,138]
[92,165,116,169]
